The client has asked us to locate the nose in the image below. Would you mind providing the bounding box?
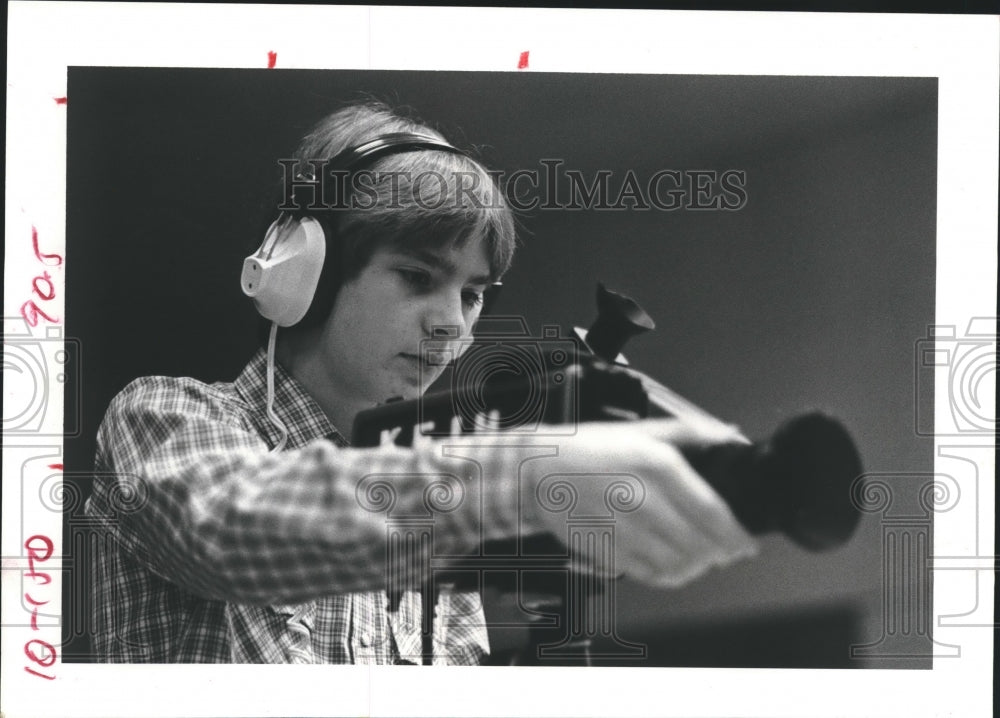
[422,292,471,340]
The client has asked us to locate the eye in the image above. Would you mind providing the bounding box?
[397,267,432,290]
[462,290,484,310]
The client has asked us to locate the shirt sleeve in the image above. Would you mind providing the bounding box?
[87,376,545,606]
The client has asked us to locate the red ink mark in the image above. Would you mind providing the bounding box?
[54,96,67,105]
[20,300,59,327]
[32,271,56,301]
[25,535,54,570]
[31,226,63,266]
[24,571,51,586]
[24,639,57,667]
[23,536,56,679]
[48,464,64,471]
[518,51,529,69]
[26,573,52,587]
[267,51,277,69]
[25,666,56,680]
[22,226,63,326]
[25,535,54,584]
[25,594,49,630]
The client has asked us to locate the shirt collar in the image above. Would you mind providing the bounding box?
[234,349,349,449]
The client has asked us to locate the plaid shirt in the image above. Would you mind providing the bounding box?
[85,350,530,664]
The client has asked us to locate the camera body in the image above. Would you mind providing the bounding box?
[354,316,657,447]
[429,317,580,437]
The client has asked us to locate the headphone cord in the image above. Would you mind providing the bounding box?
[266,321,289,452]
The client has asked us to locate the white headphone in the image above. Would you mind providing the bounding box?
[240,215,326,327]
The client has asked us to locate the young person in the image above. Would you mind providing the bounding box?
[84,102,756,664]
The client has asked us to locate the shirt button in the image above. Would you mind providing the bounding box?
[359,632,372,647]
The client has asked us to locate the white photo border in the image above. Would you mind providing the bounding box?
[3,3,996,717]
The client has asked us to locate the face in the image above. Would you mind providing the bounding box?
[314,237,493,407]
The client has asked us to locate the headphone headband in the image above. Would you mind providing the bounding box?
[287,132,468,211]
[325,132,468,172]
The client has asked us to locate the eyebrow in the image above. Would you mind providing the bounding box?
[394,247,494,286]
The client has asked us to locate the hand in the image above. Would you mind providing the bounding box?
[521,419,758,589]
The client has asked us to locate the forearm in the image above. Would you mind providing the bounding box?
[91,429,541,605]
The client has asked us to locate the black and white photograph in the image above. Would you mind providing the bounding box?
[2,5,996,718]
[60,66,937,669]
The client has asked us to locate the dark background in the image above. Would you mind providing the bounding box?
[63,68,937,666]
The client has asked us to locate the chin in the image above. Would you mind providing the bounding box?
[380,381,423,403]
[379,366,443,403]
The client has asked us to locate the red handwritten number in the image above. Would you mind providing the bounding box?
[25,666,57,680]
[26,592,49,630]
[32,226,63,266]
[25,593,50,612]
[32,271,56,301]
[20,299,58,327]
[25,535,53,585]
[24,534,55,583]
[22,228,62,326]
[23,536,56,680]
[25,640,57,667]
[21,299,59,327]
[23,566,51,585]
[25,590,51,636]
[20,229,63,679]
[25,535,54,563]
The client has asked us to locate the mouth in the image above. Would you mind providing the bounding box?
[399,353,441,372]
[401,346,452,366]
[423,348,452,366]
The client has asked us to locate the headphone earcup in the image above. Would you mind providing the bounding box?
[241,216,327,326]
